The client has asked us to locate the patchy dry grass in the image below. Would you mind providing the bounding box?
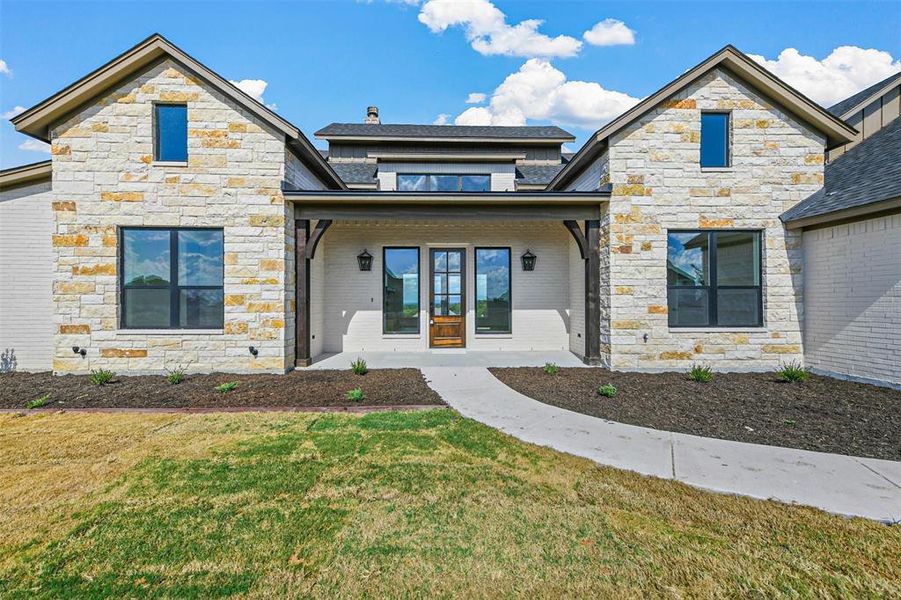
[0,410,897,598]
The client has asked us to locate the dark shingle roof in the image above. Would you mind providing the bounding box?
[329,163,378,185]
[827,72,901,117]
[316,123,574,141]
[781,117,901,222]
[516,164,566,185]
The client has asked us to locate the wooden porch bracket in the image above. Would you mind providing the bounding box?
[563,220,588,260]
[295,219,311,367]
[305,219,332,259]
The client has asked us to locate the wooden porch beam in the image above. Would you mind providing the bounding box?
[305,219,332,259]
[563,220,588,259]
[583,219,602,366]
[295,219,311,367]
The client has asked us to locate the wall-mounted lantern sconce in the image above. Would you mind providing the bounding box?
[72,346,86,357]
[521,249,537,271]
[248,346,259,357]
[357,249,373,271]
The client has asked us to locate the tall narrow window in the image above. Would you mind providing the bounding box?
[475,248,511,334]
[383,247,420,334]
[667,230,761,327]
[154,104,188,162]
[700,112,729,168]
[121,228,223,329]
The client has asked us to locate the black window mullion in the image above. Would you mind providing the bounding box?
[709,231,718,326]
[169,229,179,328]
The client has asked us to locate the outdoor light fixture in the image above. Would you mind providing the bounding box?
[248,346,258,357]
[357,249,373,271]
[521,249,537,271]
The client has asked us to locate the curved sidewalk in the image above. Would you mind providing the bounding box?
[422,367,901,522]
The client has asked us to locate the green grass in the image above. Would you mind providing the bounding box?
[0,410,897,598]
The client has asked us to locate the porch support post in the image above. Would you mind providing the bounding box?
[583,219,602,365]
[295,219,311,367]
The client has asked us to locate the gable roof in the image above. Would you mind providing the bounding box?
[10,33,345,190]
[781,117,901,227]
[828,71,901,118]
[316,123,574,143]
[549,45,858,190]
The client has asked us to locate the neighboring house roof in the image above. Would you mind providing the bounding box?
[9,33,345,190]
[782,117,901,227]
[0,160,52,191]
[549,45,858,190]
[516,164,566,185]
[316,123,575,143]
[827,71,901,118]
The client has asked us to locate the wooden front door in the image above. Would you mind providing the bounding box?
[429,248,466,347]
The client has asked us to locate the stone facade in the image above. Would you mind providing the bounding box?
[602,69,823,370]
[49,59,325,374]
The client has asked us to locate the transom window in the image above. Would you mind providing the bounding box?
[397,174,490,192]
[700,112,730,168]
[667,230,762,327]
[475,248,511,334]
[383,247,420,334]
[120,228,224,329]
[154,104,188,162]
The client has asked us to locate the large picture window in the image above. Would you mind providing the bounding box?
[475,248,511,334]
[397,174,490,192]
[383,247,420,334]
[121,228,224,329]
[667,230,761,327]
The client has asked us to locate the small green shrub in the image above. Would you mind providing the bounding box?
[597,383,617,398]
[166,367,186,385]
[346,387,365,402]
[688,364,713,383]
[89,369,115,386]
[778,361,808,383]
[26,394,51,409]
[350,357,368,376]
[543,362,559,375]
[215,381,238,393]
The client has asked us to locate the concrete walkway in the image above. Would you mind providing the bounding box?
[422,367,901,522]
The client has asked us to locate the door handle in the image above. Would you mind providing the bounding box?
[429,319,434,325]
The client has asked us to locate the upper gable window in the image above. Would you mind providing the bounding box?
[700,112,729,168]
[397,174,491,192]
[154,104,188,162]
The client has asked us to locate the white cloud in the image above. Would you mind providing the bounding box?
[465,92,487,104]
[749,46,901,107]
[583,19,635,47]
[0,59,10,77]
[19,139,50,153]
[454,58,639,130]
[229,78,278,110]
[2,105,26,120]
[432,113,451,125]
[418,0,582,58]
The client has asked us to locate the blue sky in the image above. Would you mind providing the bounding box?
[1,0,899,168]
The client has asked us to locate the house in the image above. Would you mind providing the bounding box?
[0,34,897,387]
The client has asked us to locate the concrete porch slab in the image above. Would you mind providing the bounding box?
[307,350,587,370]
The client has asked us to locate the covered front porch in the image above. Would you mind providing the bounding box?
[286,189,608,368]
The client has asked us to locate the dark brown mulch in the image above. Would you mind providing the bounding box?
[0,369,443,410]
[490,368,901,461]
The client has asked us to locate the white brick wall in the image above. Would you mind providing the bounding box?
[802,214,901,386]
[317,221,573,354]
[0,181,54,371]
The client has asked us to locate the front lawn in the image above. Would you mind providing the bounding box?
[0,410,897,598]
[0,369,442,410]
[491,368,901,461]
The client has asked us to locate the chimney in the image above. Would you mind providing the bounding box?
[365,106,380,124]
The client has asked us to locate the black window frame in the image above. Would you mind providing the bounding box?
[382,246,421,335]
[119,226,224,330]
[667,229,763,328]
[153,102,188,163]
[700,111,731,169]
[474,246,512,335]
[396,173,491,192]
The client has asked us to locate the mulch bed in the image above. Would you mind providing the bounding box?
[490,368,901,461]
[0,369,443,410]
